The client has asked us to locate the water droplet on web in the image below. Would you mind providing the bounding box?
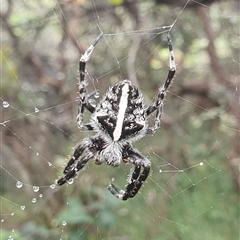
[94,91,100,98]
[111,177,115,182]
[51,219,58,227]
[32,186,39,192]
[39,194,43,198]
[62,221,67,226]
[47,161,52,166]
[20,206,25,210]
[8,235,13,240]
[1,219,4,222]
[31,198,37,203]
[36,152,39,156]
[11,212,14,216]
[199,162,203,166]
[68,179,74,184]
[16,181,23,188]
[3,101,9,108]
[159,169,162,173]
[50,184,56,189]
[34,107,39,113]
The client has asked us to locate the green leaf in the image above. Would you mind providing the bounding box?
[108,0,124,6]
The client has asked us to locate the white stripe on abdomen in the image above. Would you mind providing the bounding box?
[113,83,129,141]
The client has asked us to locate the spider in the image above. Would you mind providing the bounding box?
[57,32,176,200]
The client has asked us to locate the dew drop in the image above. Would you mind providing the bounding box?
[20,206,25,210]
[36,152,39,156]
[67,179,74,184]
[111,177,115,182]
[1,219,4,222]
[34,107,39,113]
[51,219,58,227]
[199,162,204,166]
[62,221,67,226]
[32,186,39,192]
[11,212,14,216]
[8,235,13,240]
[3,101,9,108]
[50,184,56,189]
[31,198,37,203]
[47,161,52,166]
[39,194,43,198]
[94,91,100,98]
[159,169,162,173]
[16,181,23,188]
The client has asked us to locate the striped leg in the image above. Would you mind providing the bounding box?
[146,34,176,134]
[107,148,151,200]
[77,33,103,130]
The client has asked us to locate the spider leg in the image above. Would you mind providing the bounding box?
[108,163,141,199]
[57,138,96,185]
[57,153,95,186]
[77,33,103,130]
[146,34,176,134]
[107,148,151,200]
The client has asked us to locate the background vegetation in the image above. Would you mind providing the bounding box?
[1,0,239,239]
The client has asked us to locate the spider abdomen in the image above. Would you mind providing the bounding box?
[92,80,147,142]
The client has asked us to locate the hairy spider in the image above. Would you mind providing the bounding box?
[57,32,176,200]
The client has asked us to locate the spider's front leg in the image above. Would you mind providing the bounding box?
[77,33,103,130]
[146,34,176,134]
[57,137,97,186]
[107,148,151,200]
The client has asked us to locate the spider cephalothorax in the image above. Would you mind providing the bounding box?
[57,33,176,200]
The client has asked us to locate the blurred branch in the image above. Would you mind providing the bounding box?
[197,6,228,85]
[1,3,64,92]
[0,0,20,56]
[198,5,240,192]
[27,52,64,92]
[123,0,141,26]
[154,0,227,8]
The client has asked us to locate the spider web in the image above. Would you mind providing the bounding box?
[1,0,239,239]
